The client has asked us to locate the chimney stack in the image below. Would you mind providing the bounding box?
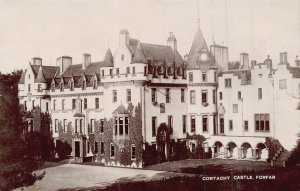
[296,55,300,67]
[57,56,72,74]
[240,53,249,69]
[82,53,91,69]
[31,57,42,65]
[251,60,257,69]
[283,52,288,63]
[167,32,177,51]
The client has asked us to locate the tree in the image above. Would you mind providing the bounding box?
[0,71,43,190]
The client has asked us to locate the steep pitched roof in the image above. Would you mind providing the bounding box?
[132,42,146,63]
[18,70,26,84]
[103,49,114,67]
[128,38,139,53]
[186,27,210,69]
[35,65,46,83]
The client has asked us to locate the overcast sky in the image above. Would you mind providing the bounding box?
[0,0,299,73]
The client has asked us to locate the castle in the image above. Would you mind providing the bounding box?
[18,27,300,167]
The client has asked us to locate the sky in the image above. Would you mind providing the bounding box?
[0,0,299,73]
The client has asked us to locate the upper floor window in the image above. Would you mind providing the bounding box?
[181,89,185,102]
[201,90,207,104]
[83,98,87,109]
[190,90,196,104]
[202,115,208,132]
[28,84,31,92]
[127,89,131,102]
[82,81,86,90]
[132,67,135,74]
[182,115,187,133]
[229,120,233,131]
[121,55,124,61]
[72,99,76,110]
[28,74,30,79]
[244,120,248,131]
[93,80,97,89]
[90,119,95,133]
[95,98,99,109]
[53,100,56,110]
[100,119,104,133]
[102,70,104,77]
[110,69,113,77]
[166,88,170,103]
[189,72,193,82]
[151,88,156,102]
[220,117,224,134]
[38,84,42,92]
[131,144,136,160]
[114,116,129,136]
[258,88,262,99]
[62,99,65,110]
[255,114,270,132]
[279,79,287,89]
[225,78,232,88]
[144,66,147,76]
[238,91,242,100]
[70,81,74,91]
[60,83,63,92]
[202,72,207,82]
[46,102,49,112]
[116,68,119,75]
[113,90,117,102]
[126,67,130,74]
[233,104,238,113]
[213,90,216,104]
[214,71,217,82]
[219,92,223,100]
[51,83,55,92]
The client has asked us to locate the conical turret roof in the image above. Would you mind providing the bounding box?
[132,42,146,63]
[35,65,46,83]
[186,27,209,69]
[103,48,114,67]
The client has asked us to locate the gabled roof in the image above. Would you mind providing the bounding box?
[186,27,210,69]
[113,104,129,114]
[35,65,46,83]
[18,70,26,84]
[128,38,139,53]
[132,42,146,63]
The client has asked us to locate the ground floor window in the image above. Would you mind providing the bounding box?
[100,141,104,154]
[191,115,196,133]
[131,144,136,160]
[202,115,208,132]
[110,143,115,158]
[94,142,98,153]
[220,117,224,134]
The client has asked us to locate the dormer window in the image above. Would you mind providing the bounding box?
[82,81,86,90]
[70,81,74,91]
[116,68,120,75]
[28,84,31,92]
[202,72,207,82]
[126,67,130,74]
[51,83,55,92]
[102,70,104,77]
[93,80,97,89]
[38,84,42,92]
[60,83,64,92]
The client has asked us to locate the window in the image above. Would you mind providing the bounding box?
[189,72,193,82]
[202,90,207,103]
[279,79,287,89]
[100,141,104,154]
[191,115,196,133]
[233,104,238,113]
[126,67,130,74]
[113,90,117,102]
[144,66,147,75]
[190,90,196,104]
[238,91,242,100]
[28,74,30,79]
[82,81,86,90]
[220,117,224,134]
[110,144,115,158]
[182,115,187,133]
[202,115,208,132]
[75,119,78,133]
[133,67,135,74]
[100,119,104,133]
[225,78,232,88]
[28,84,31,92]
[95,98,99,109]
[202,72,207,82]
[60,83,63,91]
[191,143,196,152]
[63,119,67,132]
[160,103,165,113]
[93,80,97,89]
[121,55,124,61]
[38,84,42,92]
[84,98,87,109]
[72,99,76,110]
[102,70,104,77]
[62,99,65,110]
[46,102,48,112]
[219,92,223,100]
[114,117,117,135]
[32,100,35,109]
[258,88,262,99]
[79,119,83,133]
[125,117,129,135]
[94,142,98,153]
[213,90,216,104]
[255,114,270,132]
[116,68,119,75]
[51,83,55,91]
[54,119,58,132]
[214,71,217,82]
[24,101,27,111]
[168,116,173,134]
[152,116,157,137]
[181,89,185,102]
[53,100,56,110]
[166,88,170,103]
[151,88,156,102]
[70,82,74,91]
[119,117,123,135]
[110,69,113,77]
[244,120,248,131]
[131,144,136,160]
[90,119,95,133]
[127,89,131,102]
[229,120,233,131]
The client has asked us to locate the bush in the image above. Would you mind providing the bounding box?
[55,140,71,159]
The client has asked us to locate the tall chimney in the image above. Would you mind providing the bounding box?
[32,57,42,65]
[251,60,257,69]
[283,52,288,63]
[167,32,177,51]
[82,53,91,69]
[240,53,249,69]
[57,56,72,74]
[279,52,284,63]
[119,29,129,45]
[296,55,300,67]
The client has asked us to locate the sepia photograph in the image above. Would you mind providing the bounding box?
[0,0,300,190]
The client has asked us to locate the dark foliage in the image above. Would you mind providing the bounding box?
[286,133,300,166]
[0,70,44,190]
[265,137,284,162]
[56,140,72,159]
